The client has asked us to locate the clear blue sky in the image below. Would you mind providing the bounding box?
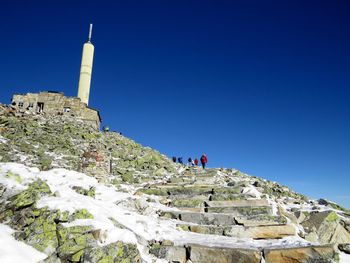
[0,1,349,208]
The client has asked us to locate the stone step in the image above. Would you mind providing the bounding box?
[176,207,204,212]
[205,205,272,216]
[193,180,218,186]
[150,244,337,263]
[150,244,261,263]
[168,199,206,208]
[212,187,242,195]
[164,199,270,210]
[137,185,216,196]
[190,245,261,263]
[150,183,188,188]
[178,224,296,239]
[205,199,269,208]
[159,211,236,225]
[234,215,287,226]
[159,211,286,226]
[153,185,215,195]
[263,245,337,263]
[162,194,210,202]
[136,188,169,196]
[169,177,194,183]
[209,193,249,201]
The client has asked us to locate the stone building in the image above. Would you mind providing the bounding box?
[11,91,101,130]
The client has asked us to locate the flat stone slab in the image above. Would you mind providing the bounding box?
[149,245,187,263]
[169,177,194,183]
[179,212,237,225]
[179,224,296,239]
[166,194,210,201]
[178,224,230,236]
[160,211,286,227]
[205,205,272,216]
[235,215,287,226]
[137,185,214,196]
[213,187,242,195]
[209,193,248,201]
[177,207,204,212]
[263,244,337,263]
[169,198,206,208]
[190,245,261,263]
[242,225,296,239]
[205,199,269,207]
[154,185,215,195]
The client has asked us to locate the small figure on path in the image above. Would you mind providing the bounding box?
[194,158,199,166]
[200,154,208,169]
[172,156,177,163]
[188,157,193,166]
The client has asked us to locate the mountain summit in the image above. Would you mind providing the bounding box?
[0,103,350,262]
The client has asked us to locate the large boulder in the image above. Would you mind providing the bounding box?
[302,211,350,244]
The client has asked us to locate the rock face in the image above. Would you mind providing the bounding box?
[0,177,141,263]
[301,211,350,244]
[0,104,176,181]
[1,104,350,262]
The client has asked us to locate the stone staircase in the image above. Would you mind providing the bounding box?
[137,167,338,262]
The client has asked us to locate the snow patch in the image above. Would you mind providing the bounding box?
[0,224,47,263]
[241,185,262,199]
[0,135,7,143]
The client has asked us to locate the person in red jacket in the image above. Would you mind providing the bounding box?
[200,154,208,169]
[194,158,199,166]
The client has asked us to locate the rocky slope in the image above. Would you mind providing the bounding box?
[0,104,350,263]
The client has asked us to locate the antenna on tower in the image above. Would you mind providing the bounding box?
[88,23,93,42]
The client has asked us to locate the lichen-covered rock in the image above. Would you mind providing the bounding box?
[302,211,350,244]
[57,225,96,262]
[6,171,22,183]
[72,186,96,197]
[0,108,178,181]
[149,244,186,263]
[82,242,141,263]
[71,208,94,220]
[17,208,61,254]
[6,179,51,211]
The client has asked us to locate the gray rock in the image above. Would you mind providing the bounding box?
[190,245,261,263]
[149,244,187,263]
[264,245,337,263]
[338,243,350,254]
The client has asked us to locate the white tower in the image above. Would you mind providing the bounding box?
[77,24,94,105]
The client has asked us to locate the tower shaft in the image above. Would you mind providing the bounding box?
[77,24,94,105]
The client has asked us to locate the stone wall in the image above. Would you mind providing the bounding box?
[11,92,100,130]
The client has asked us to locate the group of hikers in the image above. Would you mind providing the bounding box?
[172,154,208,169]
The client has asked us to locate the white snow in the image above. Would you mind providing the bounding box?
[1,162,349,263]
[241,185,262,198]
[0,135,7,143]
[340,253,350,263]
[0,224,47,263]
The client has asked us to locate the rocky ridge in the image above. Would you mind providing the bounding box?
[0,104,350,263]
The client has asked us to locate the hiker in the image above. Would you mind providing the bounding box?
[194,158,199,166]
[172,156,177,163]
[188,157,193,166]
[200,154,208,169]
[178,157,183,164]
